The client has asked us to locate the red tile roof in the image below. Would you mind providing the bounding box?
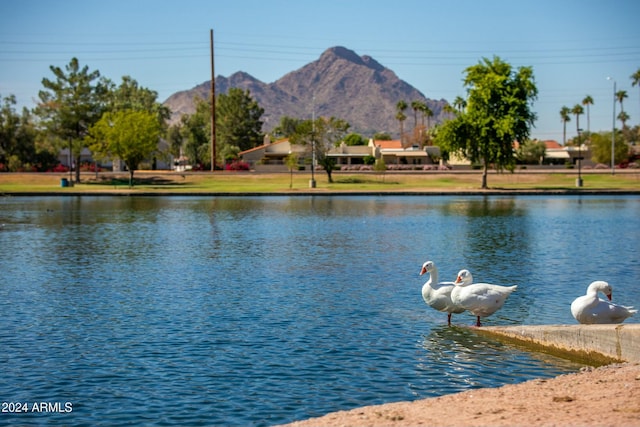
[373,139,402,149]
[543,140,562,149]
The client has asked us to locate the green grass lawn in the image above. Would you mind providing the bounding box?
[1,170,639,193]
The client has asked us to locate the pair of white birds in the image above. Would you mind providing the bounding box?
[420,260,517,327]
[420,260,637,326]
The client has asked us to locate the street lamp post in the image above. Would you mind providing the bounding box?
[576,128,583,187]
[607,77,616,175]
[288,150,293,189]
[309,96,316,188]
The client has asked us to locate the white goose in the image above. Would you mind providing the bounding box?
[420,260,465,325]
[452,269,517,327]
[570,280,637,324]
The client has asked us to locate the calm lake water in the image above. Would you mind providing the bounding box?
[1,195,638,426]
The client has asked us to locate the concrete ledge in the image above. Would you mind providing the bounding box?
[474,324,640,365]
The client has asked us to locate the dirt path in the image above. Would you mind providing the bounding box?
[278,363,640,427]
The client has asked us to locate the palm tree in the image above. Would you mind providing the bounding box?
[616,90,628,110]
[411,100,425,130]
[572,104,584,176]
[396,100,408,145]
[571,104,584,137]
[421,104,433,130]
[560,106,571,145]
[453,96,467,113]
[632,68,640,118]
[582,95,593,135]
[618,111,630,130]
[443,104,457,115]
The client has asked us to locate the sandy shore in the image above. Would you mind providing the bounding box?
[277,362,640,427]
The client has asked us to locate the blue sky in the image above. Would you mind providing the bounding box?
[1,0,639,143]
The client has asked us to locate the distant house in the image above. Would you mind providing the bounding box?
[239,136,309,172]
[540,140,571,164]
[57,139,174,171]
[239,137,440,171]
[370,139,439,167]
[515,139,592,166]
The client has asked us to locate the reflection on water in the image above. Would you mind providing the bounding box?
[0,195,638,426]
[418,326,582,393]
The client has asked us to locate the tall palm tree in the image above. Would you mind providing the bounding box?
[632,68,640,118]
[396,100,408,145]
[560,106,571,145]
[571,104,584,138]
[421,104,434,130]
[582,95,593,135]
[411,100,425,130]
[615,90,628,129]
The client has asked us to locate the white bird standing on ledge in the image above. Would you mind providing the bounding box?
[452,269,517,327]
[420,260,465,325]
[570,280,637,324]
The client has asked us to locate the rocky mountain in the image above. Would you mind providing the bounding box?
[163,46,449,138]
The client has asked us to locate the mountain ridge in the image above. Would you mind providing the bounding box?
[163,46,449,137]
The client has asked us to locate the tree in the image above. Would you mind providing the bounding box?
[571,104,584,141]
[343,133,366,146]
[616,90,628,128]
[35,58,106,182]
[216,88,264,162]
[88,110,161,186]
[632,68,640,120]
[618,111,630,129]
[374,157,387,181]
[515,139,546,165]
[104,76,170,123]
[272,116,302,139]
[285,151,299,189]
[590,131,628,165]
[582,95,593,135]
[289,116,350,183]
[453,96,467,112]
[0,95,52,171]
[396,100,407,144]
[411,100,426,130]
[179,97,211,169]
[560,106,571,145]
[373,132,392,140]
[434,56,537,189]
[0,95,19,167]
[176,90,263,170]
[420,103,434,130]
[167,124,183,160]
[101,76,170,171]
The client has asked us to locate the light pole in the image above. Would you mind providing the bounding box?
[576,128,583,187]
[607,77,616,175]
[309,96,316,188]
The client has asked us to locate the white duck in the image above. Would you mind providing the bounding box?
[452,269,517,327]
[570,280,637,324]
[420,260,465,325]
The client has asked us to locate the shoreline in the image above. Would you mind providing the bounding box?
[276,324,640,427]
[277,362,640,427]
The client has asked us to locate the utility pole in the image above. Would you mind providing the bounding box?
[310,95,316,188]
[210,29,216,172]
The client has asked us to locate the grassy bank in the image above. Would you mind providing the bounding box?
[1,170,639,194]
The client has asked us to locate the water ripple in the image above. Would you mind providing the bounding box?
[1,195,637,426]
